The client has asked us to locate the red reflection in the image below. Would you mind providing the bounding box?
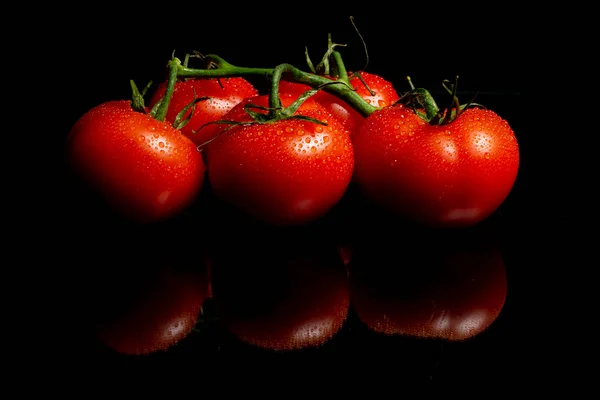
[209,234,350,351]
[349,226,507,341]
[93,265,209,355]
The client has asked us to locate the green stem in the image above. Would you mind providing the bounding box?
[331,50,350,84]
[174,54,378,118]
[284,66,376,117]
[269,64,287,110]
[154,58,181,122]
[176,54,272,78]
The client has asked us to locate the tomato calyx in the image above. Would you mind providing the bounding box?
[397,76,484,126]
[305,33,349,80]
[195,85,328,150]
[129,79,153,113]
[302,29,379,99]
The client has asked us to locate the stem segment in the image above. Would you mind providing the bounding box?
[173,54,378,118]
[154,58,181,122]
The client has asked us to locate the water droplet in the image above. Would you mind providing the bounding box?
[310,146,317,153]
[138,136,145,142]
[158,142,165,148]
[323,136,330,143]
[484,152,491,159]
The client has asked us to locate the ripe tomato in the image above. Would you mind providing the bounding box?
[352,104,519,228]
[278,71,400,135]
[205,93,354,226]
[349,226,507,341]
[208,231,350,351]
[149,77,258,146]
[66,100,205,223]
[94,265,209,355]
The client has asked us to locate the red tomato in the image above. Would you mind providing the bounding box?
[349,226,507,341]
[352,104,519,228]
[94,265,209,355]
[148,77,258,146]
[66,100,205,223]
[278,71,400,135]
[208,233,350,351]
[205,93,354,226]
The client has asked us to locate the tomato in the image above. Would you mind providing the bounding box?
[208,230,350,351]
[349,225,507,341]
[205,93,354,226]
[148,77,259,146]
[66,100,205,223]
[352,104,519,228]
[278,71,400,135]
[94,264,209,355]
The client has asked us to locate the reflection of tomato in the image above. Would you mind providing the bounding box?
[91,249,209,355]
[349,226,507,341]
[208,230,350,351]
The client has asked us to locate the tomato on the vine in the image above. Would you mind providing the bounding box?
[279,71,400,135]
[353,100,519,228]
[204,93,354,226]
[148,77,259,146]
[66,100,205,223]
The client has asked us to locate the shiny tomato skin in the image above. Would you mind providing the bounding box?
[149,77,259,146]
[206,93,354,226]
[352,104,520,228]
[278,71,400,135]
[66,100,205,223]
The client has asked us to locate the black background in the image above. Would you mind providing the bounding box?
[30,5,581,393]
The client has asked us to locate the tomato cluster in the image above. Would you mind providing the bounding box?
[64,40,520,356]
[65,50,519,229]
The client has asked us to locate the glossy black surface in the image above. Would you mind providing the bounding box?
[45,10,567,390]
